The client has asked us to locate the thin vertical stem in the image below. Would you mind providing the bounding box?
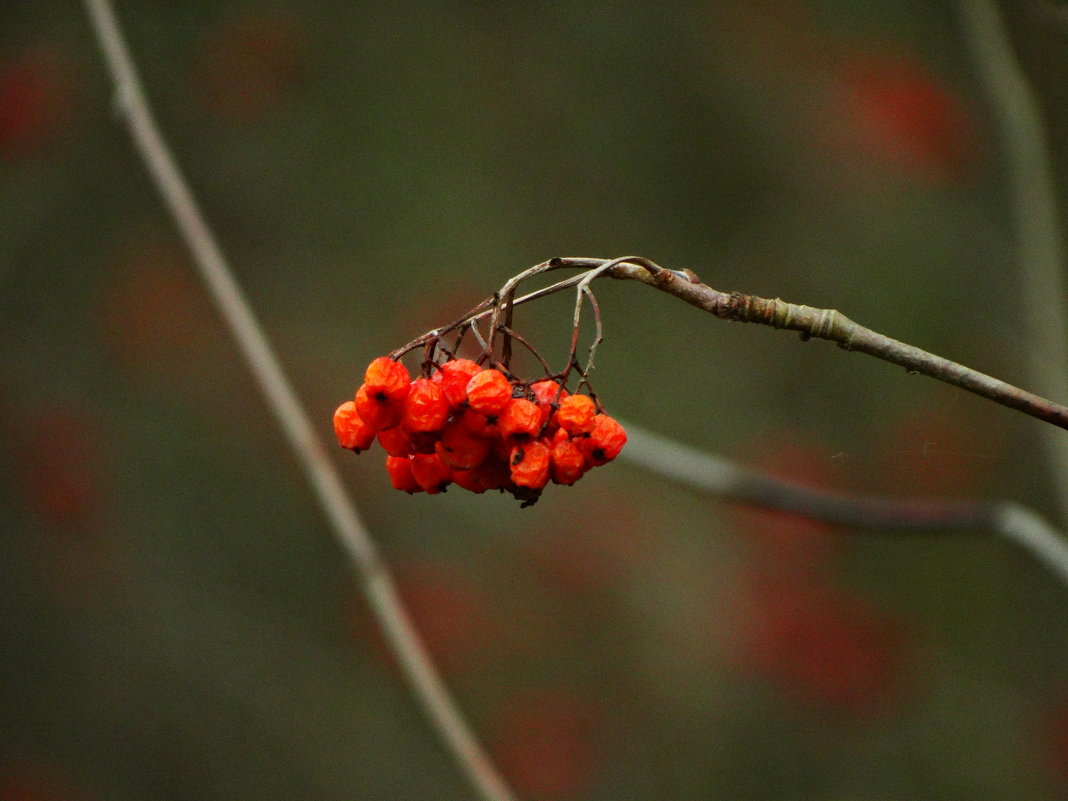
[80,2,517,800]
[958,0,1068,524]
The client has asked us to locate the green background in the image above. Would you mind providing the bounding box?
[2,1,1068,799]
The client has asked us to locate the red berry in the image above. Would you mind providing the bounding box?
[404,428,442,455]
[410,452,453,493]
[376,426,410,457]
[473,454,513,492]
[510,441,551,489]
[579,414,627,466]
[465,368,513,414]
[364,356,410,402]
[333,400,375,452]
[451,468,486,493]
[498,398,542,442]
[355,383,403,431]
[401,378,449,432]
[528,379,568,410]
[550,437,587,485]
[386,455,422,493]
[459,407,501,439]
[435,358,482,408]
[435,422,491,470]
[555,394,596,435]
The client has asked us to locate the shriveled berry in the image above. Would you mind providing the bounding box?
[528,379,568,410]
[474,454,513,491]
[580,414,627,465]
[435,422,491,470]
[459,407,501,439]
[498,397,542,442]
[402,378,449,432]
[435,358,482,408]
[355,383,402,431]
[386,455,421,493]
[509,441,550,489]
[333,400,375,452]
[364,356,410,402]
[550,437,587,485]
[555,394,596,435]
[410,452,452,494]
[403,428,440,455]
[376,426,410,457]
[451,467,486,494]
[465,368,513,414]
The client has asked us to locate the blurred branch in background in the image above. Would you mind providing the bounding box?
[620,423,1068,587]
[957,0,1068,524]
[79,2,517,800]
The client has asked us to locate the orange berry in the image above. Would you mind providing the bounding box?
[355,383,402,431]
[403,428,441,455]
[555,394,596,435]
[509,441,550,489]
[435,422,491,470]
[435,358,482,408]
[528,379,568,410]
[333,400,376,452]
[465,368,513,414]
[451,467,486,493]
[386,455,421,493]
[459,407,501,439]
[410,452,452,494]
[401,378,449,432]
[472,454,512,492]
[550,437,587,485]
[364,356,410,402]
[498,397,542,442]
[376,426,410,457]
[579,414,627,466]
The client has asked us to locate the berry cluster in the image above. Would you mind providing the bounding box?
[334,356,626,506]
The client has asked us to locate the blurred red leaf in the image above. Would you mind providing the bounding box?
[734,571,914,716]
[190,11,307,123]
[824,48,978,183]
[489,689,604,801]
[0,44,78,160]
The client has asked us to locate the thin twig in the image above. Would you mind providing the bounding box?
[957,0,1068,524]
[397,256,1068,431]
[568,257,1068,430]
[80,3,517,800]
[619,421,1068,586]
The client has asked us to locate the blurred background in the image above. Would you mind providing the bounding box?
[3,1,1068,799]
